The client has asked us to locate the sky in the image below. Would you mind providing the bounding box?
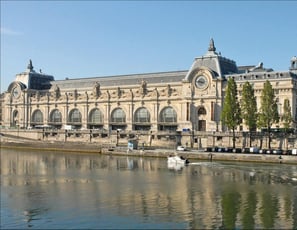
[1,1,297,93]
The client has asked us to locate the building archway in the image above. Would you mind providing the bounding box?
[133,107,151,130]
[31,109,43,127]
[158,106,177,131]
[88,108,104,129]
[110,108,126,130]
[68,108,82,129]
[49,109,62,128]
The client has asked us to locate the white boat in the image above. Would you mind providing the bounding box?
[167,155,189,165]
[167,161,184,171]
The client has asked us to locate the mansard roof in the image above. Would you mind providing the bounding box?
[226,69,297,82]
[21,40,295,92]
[184,39,238,81]
[51,70,188,90]
[14,60,54,90]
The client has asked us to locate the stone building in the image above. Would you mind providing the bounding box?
[1,39,297,147]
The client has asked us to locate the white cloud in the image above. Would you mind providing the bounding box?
[0,27,22,36]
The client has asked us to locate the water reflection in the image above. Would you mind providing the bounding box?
[1,149,297,229]
[167,161,185,171]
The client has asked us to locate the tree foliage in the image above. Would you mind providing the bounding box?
[282,98,292,130]
[241,82,257,131]
[241,82,257,147]
[257,80,279,148]
[221,77,241,148]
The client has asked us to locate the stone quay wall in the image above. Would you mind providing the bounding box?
[1,128,297,150]
[1,129,297,165]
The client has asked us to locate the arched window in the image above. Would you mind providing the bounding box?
[69,109,81,123]
[32,110,43,123]
[50,109,62,123]
[111,108,126,123]
[134,107,150,123]
[198,107,207,115]
[89,108,103,123]
[159,107,177,123]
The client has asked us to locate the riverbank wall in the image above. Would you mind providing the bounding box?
[1,136,296,165]
[1,128,297,150]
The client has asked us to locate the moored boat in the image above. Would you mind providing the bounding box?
[167,155,190,165]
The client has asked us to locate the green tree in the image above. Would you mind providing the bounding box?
[257,80,279,149]
[241,82,257,147]
[221,77,241,149]
[282,98,292,130]
[281,98,292,150]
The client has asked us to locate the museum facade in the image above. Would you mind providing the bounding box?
[1,39,297,135]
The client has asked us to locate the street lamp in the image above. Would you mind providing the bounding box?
[116,129,119,146]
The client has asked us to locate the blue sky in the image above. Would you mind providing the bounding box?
[1,1,297,92]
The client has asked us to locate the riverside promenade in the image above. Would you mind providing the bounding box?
[1,133,297,165]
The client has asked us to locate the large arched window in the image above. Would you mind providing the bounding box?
[32,110,43,123]
[159,107,177,123]
[111,108,126,123]
[198,107,207,115]
[89,108,103,124]
[69,109,81,123]
[134,107,150,123]
[50,109,62,123]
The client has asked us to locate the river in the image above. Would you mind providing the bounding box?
[1,149,297,229]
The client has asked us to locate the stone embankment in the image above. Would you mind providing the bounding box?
[1,134,296,165]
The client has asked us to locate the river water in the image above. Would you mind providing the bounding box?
[1,149,297,229]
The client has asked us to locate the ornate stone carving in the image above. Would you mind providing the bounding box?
[74,89,78,100]
[167,84,172,96]
[140,80,147,96]
[153,88,159,98]
[110,90,117,98]
[54,85,60,99]
[93,82,101,98]
[105,90,110,100]
[160,85,172,97]
[171,88,178,96]
[129,89,133,99]
[117,87,122,98]
[36,91,40,101]
[121,89,128,98]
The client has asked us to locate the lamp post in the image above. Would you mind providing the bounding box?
[116,129,119,146]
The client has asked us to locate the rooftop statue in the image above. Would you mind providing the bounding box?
[27,59,34,71]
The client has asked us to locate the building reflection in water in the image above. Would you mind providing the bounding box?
[1,149,297,229]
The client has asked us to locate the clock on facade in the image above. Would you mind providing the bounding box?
[195,75,208,89]
[12,86,20,99]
